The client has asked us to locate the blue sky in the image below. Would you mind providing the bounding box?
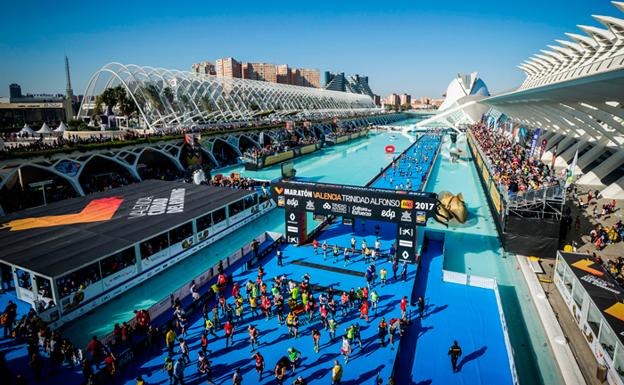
[0,0,619,98]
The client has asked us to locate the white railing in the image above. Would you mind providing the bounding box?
[442,268,520,385]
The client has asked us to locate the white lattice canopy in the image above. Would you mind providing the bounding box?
[78,63,377,130]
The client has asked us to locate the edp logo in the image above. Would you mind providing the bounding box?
[381,209,396,220]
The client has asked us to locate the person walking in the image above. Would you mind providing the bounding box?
[287,347,301,373]
[340,336,352,364]
[378,318,388,346]
[448,341,463,372]
[232,367,243,385]
[197,351,216,385]
[224,320,234,351]
[277,249,283,266]
[401,262,408,282]
[417,297,425,319]
[400,296,408,320]
[332,360,343,385]
[370,290,379,315]
[392,260,398,281]
[252,351,265,381]
[178,338,190,364]
[248,324,259,351]
[162,356,174,385]
[173,357,185,385]
[328,317,338,340]
[379,267,387,286]
[312,329,321,353]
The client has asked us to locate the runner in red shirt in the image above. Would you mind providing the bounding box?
[232,282,240,298]
[400,296,408,320]
[359,301,369,322]
[224,321,234,350]
[313,239,319,254]
[252,351,265,381]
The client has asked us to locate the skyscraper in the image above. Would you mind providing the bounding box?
[299,69,320,88]
[385,93,400,106]
[64,56,75,120]
[242,63,277,83]
[215,57,242,78]
[9,83,22,99]
[324,72,374,97]
[209,57,319,88]
[192,61,216,75]
[276,64,291,84]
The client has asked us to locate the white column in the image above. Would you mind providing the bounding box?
[577,151,624,186]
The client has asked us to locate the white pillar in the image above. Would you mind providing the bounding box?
[577,151,624,186]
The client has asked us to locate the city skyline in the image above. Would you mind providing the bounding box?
[0,0,616,99]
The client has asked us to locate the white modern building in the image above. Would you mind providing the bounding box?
[419,1,624,198]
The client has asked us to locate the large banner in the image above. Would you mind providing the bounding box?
[529,128,541,158]
[271,180,438,263]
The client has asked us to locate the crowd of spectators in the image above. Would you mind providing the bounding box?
[1,118,314,156]
[208,174,268,191]
[1,131,152,154]
[470,123,561,195]
[330,125,370,136]
[243,137,319,160]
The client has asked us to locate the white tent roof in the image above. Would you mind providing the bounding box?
[54,122,68,132]
[19,124,35,135]
[37,123,53,133]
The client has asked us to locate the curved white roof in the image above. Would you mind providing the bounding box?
[439,72,490,111]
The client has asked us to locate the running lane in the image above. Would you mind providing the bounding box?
[396,238,514,384]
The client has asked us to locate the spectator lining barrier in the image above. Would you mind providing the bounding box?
[466,132,562,257]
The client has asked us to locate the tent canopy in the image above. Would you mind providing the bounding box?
[37,123,53,133]
[54,122,68,132]
[19,124,35,136]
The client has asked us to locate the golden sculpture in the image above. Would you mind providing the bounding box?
[436,191,468,224]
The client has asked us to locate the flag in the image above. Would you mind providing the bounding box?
[185,133,195,146]
[565,146,579,188]
[529,128,541,158]
[550,144,559,169]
